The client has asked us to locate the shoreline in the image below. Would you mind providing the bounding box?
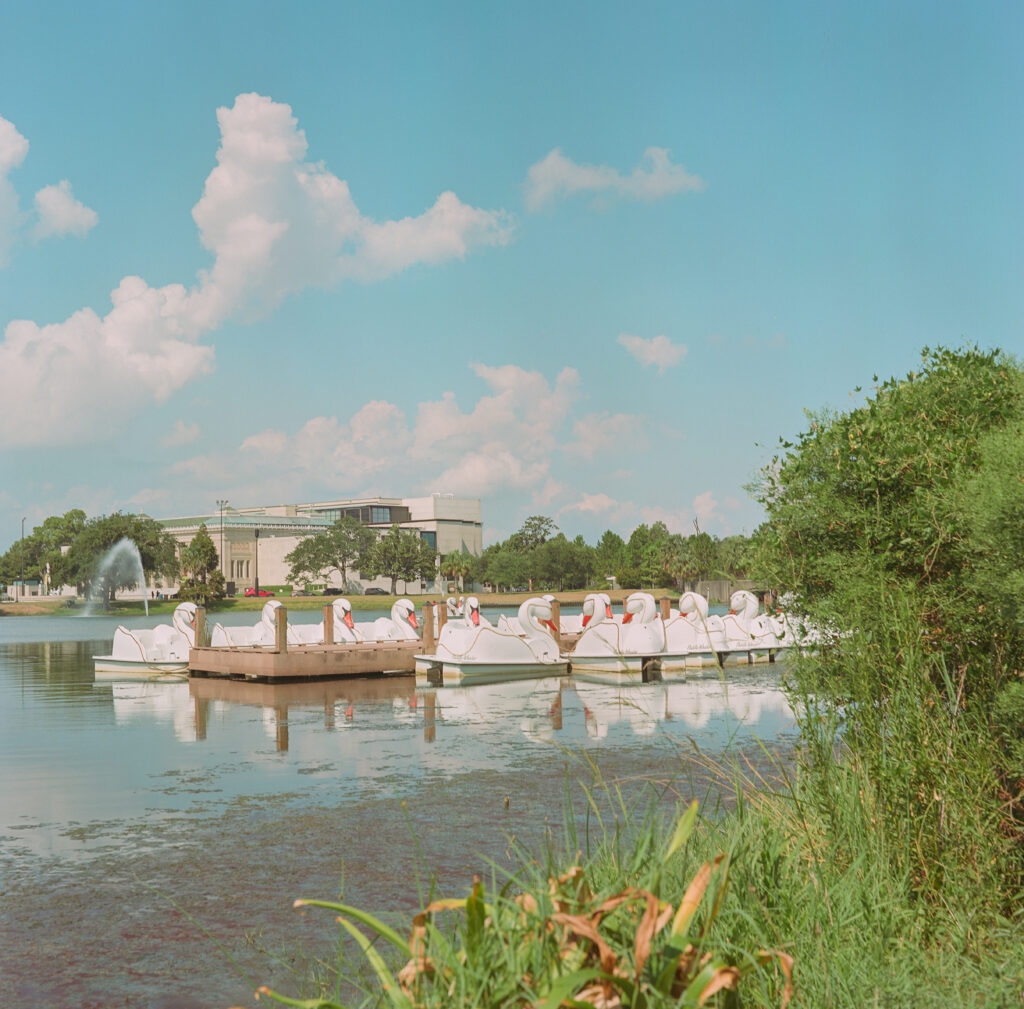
[0,587,681,618]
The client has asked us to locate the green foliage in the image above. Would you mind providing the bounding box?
[362,524,436,594]
[506,515,558,552]
[748,344,1024,925]
[180,524,219,582]
[252,803,794,1009]
[0,509,86,588]
[991,682,1024,783]
[62,512,178,602]
[439,550,474,591]
[751,345,1024,703]
[285,517,376,590]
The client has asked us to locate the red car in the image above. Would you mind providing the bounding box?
[245,588,275,597]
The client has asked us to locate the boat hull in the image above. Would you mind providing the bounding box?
[93,655,189,681]
[415,654,569,687]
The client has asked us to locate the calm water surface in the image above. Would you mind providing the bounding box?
[0,610,796,1009]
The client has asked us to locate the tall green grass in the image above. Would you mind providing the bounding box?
[230,593,1024,1008]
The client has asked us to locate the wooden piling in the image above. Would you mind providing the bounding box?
[195,606,206,648]
[550,598,563,652]
[323,603,334,645]
[275,605,288,654]
[659,596,671,621]
[421,603,435,653]
[437,604,448,632]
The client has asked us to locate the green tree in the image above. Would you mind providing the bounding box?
[362,524,436,594]
[63,513,179,604]
[594,529,626,579]
[177,524,226,606]
[285,516,376,590]
[750,345,1023,697]
[440,550,474,592]
[507,515,557,552]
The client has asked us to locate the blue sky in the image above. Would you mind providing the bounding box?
[1,1,1021,548]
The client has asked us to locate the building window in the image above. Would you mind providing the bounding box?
[420,531,436,550]
[370,506,391,524]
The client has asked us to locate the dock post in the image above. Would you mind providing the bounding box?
[275,606,288,654]
[194,606,206,648]
[550,598,563,652]
[437,604,448,632]
[323,603,334,645]
[422,603,435,653]
[659,596,671,621]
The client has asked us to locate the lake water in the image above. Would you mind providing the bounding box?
[0,609,797,1009]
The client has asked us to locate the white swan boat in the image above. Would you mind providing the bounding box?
[355,598,419,641]
[567,592,665,682]
[415,596,569,686]
[289,598,364,644]
[210,599,305,647]
[720,589,783,664]
[658,591,729,673]
[93,602,197,679]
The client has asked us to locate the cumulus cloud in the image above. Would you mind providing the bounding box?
[617,333,687,375]
[524,146,704,212]
[0,115,30,266]
[0,116,98,262]
[566,411,644,460]
[0,93,513,448]
[172,361,582,508]
[413,363,580,465]
[33,180,98,239]
[562,492,620,515]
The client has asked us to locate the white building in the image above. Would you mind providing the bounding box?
[159,494,482,595]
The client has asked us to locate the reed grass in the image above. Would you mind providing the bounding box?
[229,589,1024,1008]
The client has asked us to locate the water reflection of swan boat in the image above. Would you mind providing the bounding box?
[415,596,569,685]
[567,592,664,682]
[93,602,196,679]
[571,676,794,738]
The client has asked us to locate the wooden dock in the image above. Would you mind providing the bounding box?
[186,599,587,682]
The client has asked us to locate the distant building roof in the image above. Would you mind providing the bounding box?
[159,512,333,534]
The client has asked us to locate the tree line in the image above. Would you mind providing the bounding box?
[0,511,227,606]
[441,514,754,594]
[3,508,756,606]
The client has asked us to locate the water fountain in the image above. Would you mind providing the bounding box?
[86,538,149,616]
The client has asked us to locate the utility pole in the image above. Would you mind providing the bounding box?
[20,517,25,599]
[216,499,228,577]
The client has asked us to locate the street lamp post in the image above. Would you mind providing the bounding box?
[20,517,25,599]
[253,528,260,595]
[216,499,228,577]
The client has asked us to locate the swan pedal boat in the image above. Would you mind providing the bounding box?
[565,592,665,683]
[93,602,197,680]
[416,596,569,686]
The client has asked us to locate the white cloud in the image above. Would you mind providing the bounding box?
[562,492,619,515]
[524,146,704,212]
[0,115,30,266]
[566,411,644,460]
[0,93,513,448]
[32,180,98,239]
[691,490,721,527]
[162,420,201,448]
[0,277,215,447]
[617,333,687,375]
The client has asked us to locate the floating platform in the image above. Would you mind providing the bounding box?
[188,639,421,681]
